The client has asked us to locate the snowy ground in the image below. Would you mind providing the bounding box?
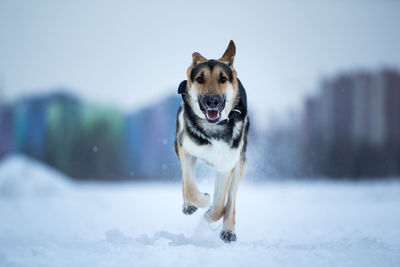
[0,155,400,267]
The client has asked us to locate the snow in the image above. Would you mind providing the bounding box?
[0,154,71,198]
[0,155,400,267]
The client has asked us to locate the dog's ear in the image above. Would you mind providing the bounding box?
[192,52,207,66]
[219,40,236,67]
[178,80,187,94]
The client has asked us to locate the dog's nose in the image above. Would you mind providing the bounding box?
[204,95,222,109]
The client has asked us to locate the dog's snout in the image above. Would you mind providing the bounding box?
[204,95,222,109]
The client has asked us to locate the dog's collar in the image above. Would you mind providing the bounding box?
[177,79,247,125]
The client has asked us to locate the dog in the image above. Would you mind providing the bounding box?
[174,40,250,243]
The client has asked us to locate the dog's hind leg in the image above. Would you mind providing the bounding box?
[178,147,210,213]
[204,169,234,222]
[220,158,245,243]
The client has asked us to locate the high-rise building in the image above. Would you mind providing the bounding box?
[379,69,400,145]
[0,105,14,157]
[320,74,353,142]
[311,70,400,146]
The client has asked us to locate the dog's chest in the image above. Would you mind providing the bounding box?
[182,135,241,172]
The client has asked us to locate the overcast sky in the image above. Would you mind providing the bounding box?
[1,0,400,127]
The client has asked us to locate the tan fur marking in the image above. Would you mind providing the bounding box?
[178,143,209,208]
[191,65,238,97]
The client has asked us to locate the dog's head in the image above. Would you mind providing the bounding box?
[184,40,239,124]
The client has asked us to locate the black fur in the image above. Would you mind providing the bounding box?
[237,78,247,114]
[174,105,183,155]
[241,117,250,157]
[178,80,187,94]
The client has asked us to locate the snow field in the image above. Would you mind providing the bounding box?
[0,155,399,267]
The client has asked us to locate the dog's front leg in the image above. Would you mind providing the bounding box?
[204,169,234,222]
[220,158,245,242]
[179,148,210,214]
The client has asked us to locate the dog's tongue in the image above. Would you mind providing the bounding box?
[206,109,220,121]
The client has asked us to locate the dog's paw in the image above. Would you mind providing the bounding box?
[182,204,198,215]
[220,230,237,243]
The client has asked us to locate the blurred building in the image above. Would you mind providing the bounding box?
[14,97,48,159]
[303,97,321,142]
[0,89,183,181]
[303,68,400,177]
[0,104,14,157]
[45,92,81,173]
[123,95,181,180]
[380,70,400,145]
[319,75,353,142]
[351,72,376,144]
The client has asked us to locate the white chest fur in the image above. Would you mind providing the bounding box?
[182,135,242,172]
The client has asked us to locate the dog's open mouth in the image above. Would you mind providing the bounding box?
[199,98,225,123]
[203,108,220,122]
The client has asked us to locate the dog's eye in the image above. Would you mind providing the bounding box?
[220,76,227,83]
[196,77,204,84]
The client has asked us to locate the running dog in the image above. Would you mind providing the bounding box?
[174,40,250,243]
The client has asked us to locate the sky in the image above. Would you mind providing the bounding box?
[1,0,400,127]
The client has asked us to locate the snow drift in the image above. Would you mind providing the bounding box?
[0,154,71,198]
